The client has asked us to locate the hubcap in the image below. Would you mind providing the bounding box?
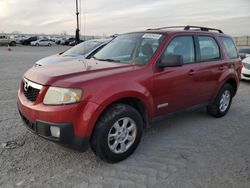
[219,90,231,112]
[108,117,137,154]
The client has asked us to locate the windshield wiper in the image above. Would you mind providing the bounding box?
[93,57,120,62]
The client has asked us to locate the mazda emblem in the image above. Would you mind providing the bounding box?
[24,81,29,91]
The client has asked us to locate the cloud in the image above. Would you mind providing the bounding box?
[0,0,249,36]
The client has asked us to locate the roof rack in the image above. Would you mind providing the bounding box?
[147,25,223,33]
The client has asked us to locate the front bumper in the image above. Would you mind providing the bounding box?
[17,79,102,151]
[19,111,89,151]
[241,67,250,80]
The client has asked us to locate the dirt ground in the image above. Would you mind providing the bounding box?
[0,46,250,188]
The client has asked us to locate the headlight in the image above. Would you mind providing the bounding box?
[43,87,82,105]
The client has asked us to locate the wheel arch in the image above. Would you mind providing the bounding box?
[89,95,151,140]
[106,97,149,128]
[225,78,237,96]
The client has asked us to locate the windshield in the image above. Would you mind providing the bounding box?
[62,40,103,56]
[93,33,164,65]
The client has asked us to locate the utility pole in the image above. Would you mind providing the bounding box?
[75,0,80,44]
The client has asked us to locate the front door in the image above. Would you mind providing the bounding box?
[153,35,201,116]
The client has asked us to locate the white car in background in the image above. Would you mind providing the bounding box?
[242,57,250,80]
[0,35,17,46]
[31,39,54,47]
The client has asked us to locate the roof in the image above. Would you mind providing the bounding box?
[128,25,228,36]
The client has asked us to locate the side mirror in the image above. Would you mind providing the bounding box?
[158,54,184,68]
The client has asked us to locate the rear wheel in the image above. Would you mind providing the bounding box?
[10,41,16,46]
[207,83,233,118]
[91,104,143,163]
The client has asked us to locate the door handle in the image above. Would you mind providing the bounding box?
[188,69,195,75]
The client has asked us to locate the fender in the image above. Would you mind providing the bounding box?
[82,82,154,136]
[211,69,239,102]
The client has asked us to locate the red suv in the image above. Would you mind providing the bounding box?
[17,26,242,163]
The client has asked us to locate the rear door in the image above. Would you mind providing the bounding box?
[40,40,46,46]
[194,35,225,102]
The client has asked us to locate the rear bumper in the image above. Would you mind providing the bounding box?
[19,111,89,151]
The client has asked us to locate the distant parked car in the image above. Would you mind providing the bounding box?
[241,57,250,80]
[15,36,25,44]
[34,38,113,66]
[69,39,84,46]
[31,39,54,47]
[64,37,75,45]
[21,36,38,45]
[0,35,16,46]
[239,48,250,59]
[59,38,67,45]
[54,37,64,44]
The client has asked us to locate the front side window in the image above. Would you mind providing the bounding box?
[93,33,164,65]
[198,36,220,61]
[220,37,238,59]
[163,36,195,64]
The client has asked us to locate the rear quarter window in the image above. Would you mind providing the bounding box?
[220,37,238,59]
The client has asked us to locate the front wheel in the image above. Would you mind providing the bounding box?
[207,83,233,118]
[91,104,143,163]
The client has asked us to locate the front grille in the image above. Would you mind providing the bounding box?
[242,73,250,78]
[24,86,40,102]
[243,63,250,70]
[23,78,42,102]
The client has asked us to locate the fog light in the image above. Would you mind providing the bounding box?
[50,126,60,138]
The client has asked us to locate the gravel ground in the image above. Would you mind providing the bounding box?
[0,46,250,188]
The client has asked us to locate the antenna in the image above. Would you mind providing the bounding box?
[82,0,86,41]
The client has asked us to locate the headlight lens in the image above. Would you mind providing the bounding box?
[43,87,82,105]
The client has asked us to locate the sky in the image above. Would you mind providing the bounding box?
[0,0,249,36]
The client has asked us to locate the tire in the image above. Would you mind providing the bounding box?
[48,43,51,47]
[36,43,39,47]
[207,83,233,118]
[10,41,16,46]
[91,104,143,163]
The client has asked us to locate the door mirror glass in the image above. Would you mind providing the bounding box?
[158,54,184,68]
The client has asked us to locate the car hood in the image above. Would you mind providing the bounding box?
[35,54,86,66]
[24,59,136,86]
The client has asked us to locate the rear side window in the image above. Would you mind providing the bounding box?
[220,37,238,59]
[164,36,195,64]
[198,36,220,61]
